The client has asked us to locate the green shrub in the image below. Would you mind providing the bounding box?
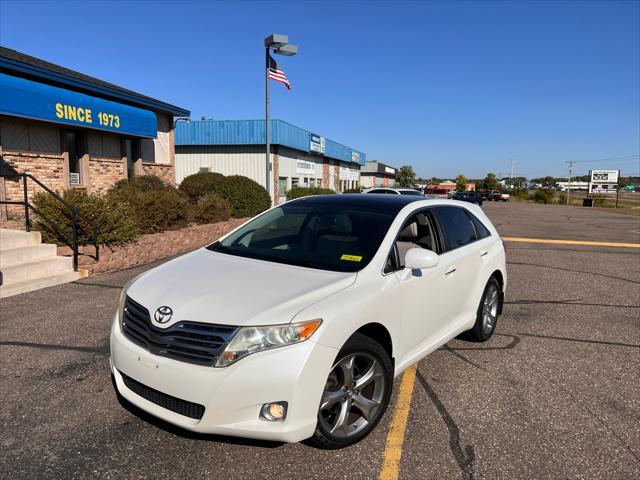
[32,189,138,246]
[191,193,232,224]
[179,172,227,202]
[343,187,363,194]
[107,177,190,234]
[286,187,336,200]
[223,175,271,217]
[179,172,270,218]
[533,189,555,204]
[110,175,169,194]
[512,188,530,200]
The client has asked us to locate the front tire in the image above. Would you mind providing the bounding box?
[466,277,501,342]
[309,333,393,449]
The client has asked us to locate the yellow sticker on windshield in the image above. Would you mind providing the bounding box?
[341,254,363,262]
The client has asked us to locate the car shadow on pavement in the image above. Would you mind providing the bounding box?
[111,376,284,449]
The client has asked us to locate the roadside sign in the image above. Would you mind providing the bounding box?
[588,169,619,195]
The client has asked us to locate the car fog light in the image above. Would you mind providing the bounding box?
[260,402,288,421]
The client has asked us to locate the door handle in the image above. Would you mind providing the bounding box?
[480,251,488,257]
[445,266,456,275]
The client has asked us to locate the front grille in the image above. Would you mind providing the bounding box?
[122,296,239,367]
[121,372,205,420]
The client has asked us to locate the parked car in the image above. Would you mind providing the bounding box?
[362,187,424,196]
[452,191,484,206]
[487,190,510,202]
[423,187,450,199]
[110,195,506,449]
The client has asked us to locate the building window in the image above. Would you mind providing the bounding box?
[292,177,299,188]
[279,177,288,195]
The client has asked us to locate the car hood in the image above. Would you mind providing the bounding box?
[126,248,356,328]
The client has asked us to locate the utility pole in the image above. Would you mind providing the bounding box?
[565,160,574,205]
[509,158,515,188]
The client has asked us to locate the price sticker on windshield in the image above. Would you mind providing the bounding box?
[341,254,363,262]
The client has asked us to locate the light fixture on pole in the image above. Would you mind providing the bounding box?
[264,33,297,204]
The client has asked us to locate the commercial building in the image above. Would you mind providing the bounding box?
[0,47,189,211]
[426,180,476,193]
[360,160,397,188]
[175,120,365,204]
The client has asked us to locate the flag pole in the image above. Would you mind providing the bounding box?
[265,47,271,205]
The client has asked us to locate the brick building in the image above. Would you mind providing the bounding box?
[0,47,189,218]
[174,120,365,204]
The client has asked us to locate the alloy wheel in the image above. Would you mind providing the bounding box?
[482,283,499,335]
[318,352,386,438]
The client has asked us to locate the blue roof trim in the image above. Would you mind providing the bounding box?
[175,120,366,165]
[0,56,190,117]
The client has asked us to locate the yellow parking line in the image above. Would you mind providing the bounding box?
[379,364,417,480]
[502,236,640,248]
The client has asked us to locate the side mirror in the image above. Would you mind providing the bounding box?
[404,248,439,269]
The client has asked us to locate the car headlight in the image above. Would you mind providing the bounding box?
[215,319,322,367]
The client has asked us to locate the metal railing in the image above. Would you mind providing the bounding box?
[0,173,99,271]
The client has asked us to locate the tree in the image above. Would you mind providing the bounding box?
[483,173,500,191]
[541,176,556,189]
[455,174,468,192]
[396,165,417,187]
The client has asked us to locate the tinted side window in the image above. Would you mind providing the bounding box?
[466,211,491,239]
[435,206,477,251]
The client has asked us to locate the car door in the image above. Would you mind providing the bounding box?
[388,208,454,363]
[432,205,488,327]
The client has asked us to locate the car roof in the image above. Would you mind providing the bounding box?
[287,193,424,214]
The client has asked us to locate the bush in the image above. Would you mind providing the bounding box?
[223,175,272,217]
[32,189,138,246]
[191,193,232,224]
[107,177,190,234]
[511,188,530,200]
[533,189,555,204]
[179,172,227,202]
[343,187,363,194]
[286,187,336,200]
[110,175,170,194]
[179,172,270,218]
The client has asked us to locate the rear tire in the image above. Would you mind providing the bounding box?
[308,333,393,449]
[465,277,501,342]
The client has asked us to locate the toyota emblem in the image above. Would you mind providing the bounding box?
[154,306,173,324]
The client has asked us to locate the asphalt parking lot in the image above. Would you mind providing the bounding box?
[1,202,639,479]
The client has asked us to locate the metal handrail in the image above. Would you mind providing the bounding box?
[0,172,99,270]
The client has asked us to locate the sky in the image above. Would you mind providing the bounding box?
[0,0,638,179]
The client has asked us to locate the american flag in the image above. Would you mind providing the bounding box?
[268,55,291,90]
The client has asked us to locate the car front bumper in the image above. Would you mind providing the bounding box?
[110,317,338,443]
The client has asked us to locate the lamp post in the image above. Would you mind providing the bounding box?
[264,33,297,204]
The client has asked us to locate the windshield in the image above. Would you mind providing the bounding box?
[208,203,396,272]
[399,190,423,196]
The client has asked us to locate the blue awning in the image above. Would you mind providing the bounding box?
[0,73,157,138]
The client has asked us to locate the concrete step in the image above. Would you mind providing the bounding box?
[0,269,88,299]
[1,256,73,285]
[0,243,58,268]
[0,229,41,250]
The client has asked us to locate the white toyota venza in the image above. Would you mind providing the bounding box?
[110,194,506,449]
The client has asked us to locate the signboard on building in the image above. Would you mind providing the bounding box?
[339,166,360,181]
[589,169,619,194]
[68,173,80,185]
[310,134,325,154]
[0,73,157,138]
[384,166,395,174]
[296,159,316,175]
[351,151,360,163]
